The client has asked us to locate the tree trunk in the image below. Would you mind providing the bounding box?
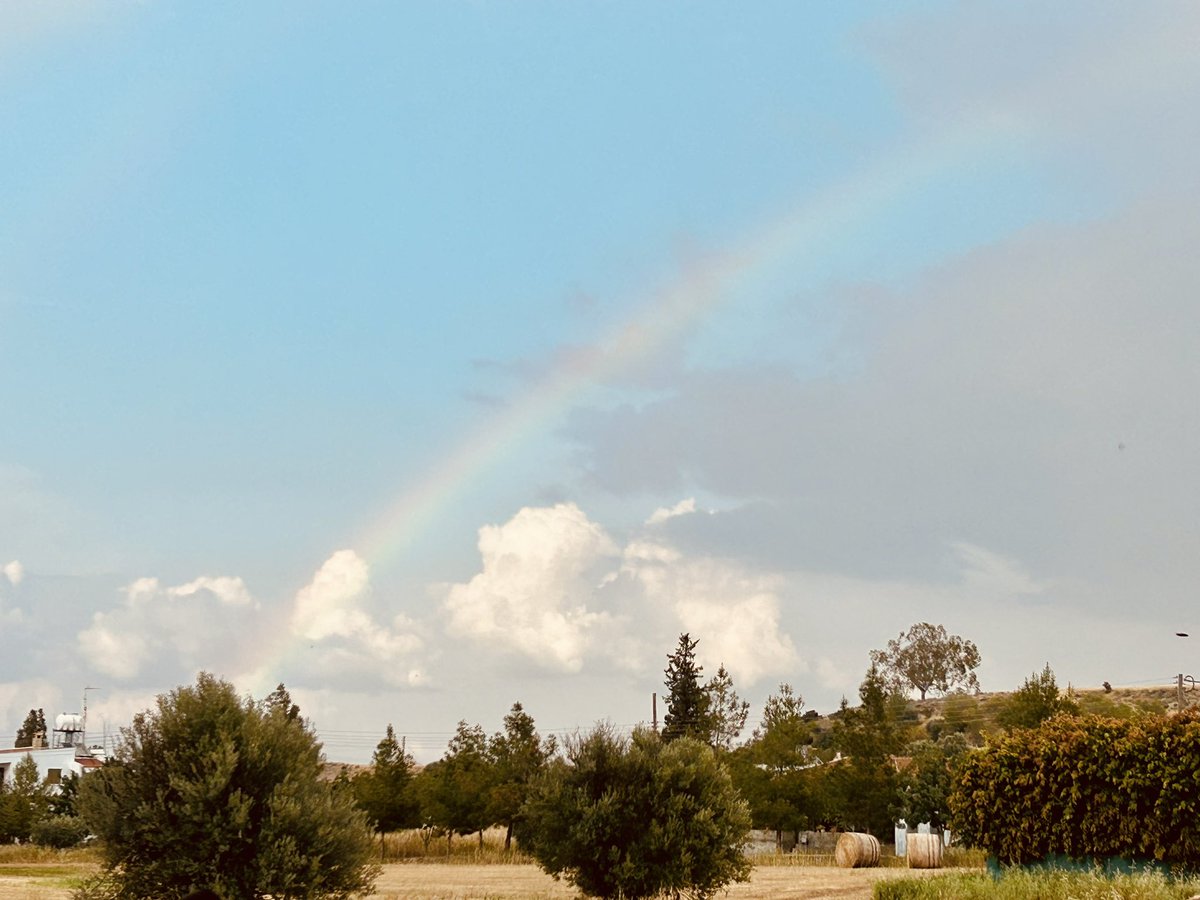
[504,822,513,851]
[478,828,484,849]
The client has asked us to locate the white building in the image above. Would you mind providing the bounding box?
[0,745,102,788]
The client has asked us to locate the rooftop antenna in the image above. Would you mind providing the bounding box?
[83,686,101,749]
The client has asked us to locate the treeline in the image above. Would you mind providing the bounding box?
[348,627,1159,849]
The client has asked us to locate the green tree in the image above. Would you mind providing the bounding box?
[870,622,981,700]
[520,726,751,900]
[415,721,496,848]
[997,663,1080,730]
[77,672,378,899]
[487,702,556,850]
[14,708,47,748]
[705,665,750,752]
[263,682,302,722]
[731,683,816,845]
[49,771,80,817]
[897,734,969,831]
[353,725,419,858]
[663,633,711,744]
[0,754,49,842]
[829,665,908,836]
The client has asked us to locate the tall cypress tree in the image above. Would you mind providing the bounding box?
[662,633,711,744]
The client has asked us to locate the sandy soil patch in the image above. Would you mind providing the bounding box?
[0,861,953,900]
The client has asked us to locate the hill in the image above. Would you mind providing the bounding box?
[809,684,1176,751]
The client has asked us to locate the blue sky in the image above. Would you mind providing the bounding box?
[3,2,1200,761]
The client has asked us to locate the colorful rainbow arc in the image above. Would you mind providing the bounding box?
[243,114,1022,693]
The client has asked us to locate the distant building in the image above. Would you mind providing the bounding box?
[0,712,106,789]
[0,745,102,788]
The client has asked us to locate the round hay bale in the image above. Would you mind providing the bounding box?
[834,832,880,868]
[906,832,943,869]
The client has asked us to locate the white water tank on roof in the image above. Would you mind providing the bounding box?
[55,713,83,732]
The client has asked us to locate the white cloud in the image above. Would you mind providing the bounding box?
[443,502,801,685]
[78,612,149,680]
[443,503,619,672]
[621,542,800,686]
[170,575,254,607]
[283,551,425,686]
[3,560,23,585]
[291,550,373,641]
[647,498,698,526]
[75,572,264,682]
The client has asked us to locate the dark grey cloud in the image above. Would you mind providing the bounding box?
[567,185,1200,625]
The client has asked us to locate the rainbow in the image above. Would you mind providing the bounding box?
[242,114,1024,692]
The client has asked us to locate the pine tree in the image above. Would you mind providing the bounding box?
[663,633,711,744]
[263,683,302,722]
[705,665,749,752]
[353,725,418,860]
[14,708,46,748]
[415,722,496,848]
[488,702,556,849]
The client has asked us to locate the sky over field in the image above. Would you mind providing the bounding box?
[3,2,1200,761]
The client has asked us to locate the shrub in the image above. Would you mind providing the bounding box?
[950,711,1200,866]
[78,674,379,899]
[520,726,751,900]
[31,815,90,848]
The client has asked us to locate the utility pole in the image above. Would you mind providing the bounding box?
[652,692,658,734]
[1178,674,1196,710]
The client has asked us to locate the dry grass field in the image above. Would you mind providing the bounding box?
[0,861,955,900]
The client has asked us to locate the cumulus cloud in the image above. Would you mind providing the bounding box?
[3,560,23,585]
[443,503,619,672]
[76,573,262,681]
[291,550,373,641]
[620,540,799,686]
[443,502,800,685]
[283,550,425,688]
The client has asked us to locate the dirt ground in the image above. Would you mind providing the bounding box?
[0,861,953,900]
[370,863,949,899]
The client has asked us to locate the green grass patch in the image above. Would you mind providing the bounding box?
[873,869,1200,899]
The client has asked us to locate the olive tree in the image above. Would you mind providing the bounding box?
[78,673,378,899]
[520,726,750,900]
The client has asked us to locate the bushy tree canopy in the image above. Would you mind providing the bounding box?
[413,721,496,846]
[870,622,981,700]
[520,726,750,900]
[730,683,819,838]
[997,663,1079,730]
[78,673,378,900]
[488,702,556,849]
[0,754,49,842]
[829,665,909,836]
[353,724,419,837]
[897,734,969,830]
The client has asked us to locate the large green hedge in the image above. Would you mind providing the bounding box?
[949,712,1200,865]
